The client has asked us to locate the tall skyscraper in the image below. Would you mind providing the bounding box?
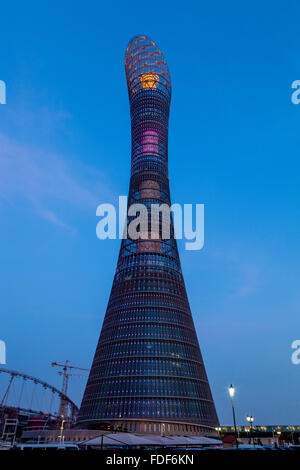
[77,35,219,435]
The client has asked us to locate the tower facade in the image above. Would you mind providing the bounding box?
[77,35,219,435]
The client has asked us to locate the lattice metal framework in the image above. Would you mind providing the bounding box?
[125,35,171,100]
[77,35,219,432]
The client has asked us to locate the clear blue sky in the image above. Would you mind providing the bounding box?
[1,0,300,425]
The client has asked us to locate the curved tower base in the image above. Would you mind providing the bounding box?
[78,419,217,436]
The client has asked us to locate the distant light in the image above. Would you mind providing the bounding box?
[228,384,235,398]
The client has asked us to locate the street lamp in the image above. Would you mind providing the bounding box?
[59,417,66,445]
[228,384,238,449]
[246,415,254,446]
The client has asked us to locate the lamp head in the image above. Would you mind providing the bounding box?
[228,384,235,398]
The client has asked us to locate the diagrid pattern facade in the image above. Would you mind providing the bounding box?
[77,35,219,435]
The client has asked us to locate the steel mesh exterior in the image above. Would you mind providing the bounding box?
[77,35,219,431]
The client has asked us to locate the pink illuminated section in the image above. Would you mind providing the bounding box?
[141,130,159,155]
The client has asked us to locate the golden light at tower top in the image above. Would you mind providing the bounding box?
[140,72,159,89]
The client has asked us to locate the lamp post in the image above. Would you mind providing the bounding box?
[277,431,281,447]
[228,384,238,449]
[59,417,66,445]
[246,415,254,446]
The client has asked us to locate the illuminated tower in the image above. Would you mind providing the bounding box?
[77,35,219,435]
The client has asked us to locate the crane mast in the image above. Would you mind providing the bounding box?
[51,360,89,428]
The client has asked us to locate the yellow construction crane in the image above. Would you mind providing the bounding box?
[51,360,89,427]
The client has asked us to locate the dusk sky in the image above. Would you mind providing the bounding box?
[1,0,300,425]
